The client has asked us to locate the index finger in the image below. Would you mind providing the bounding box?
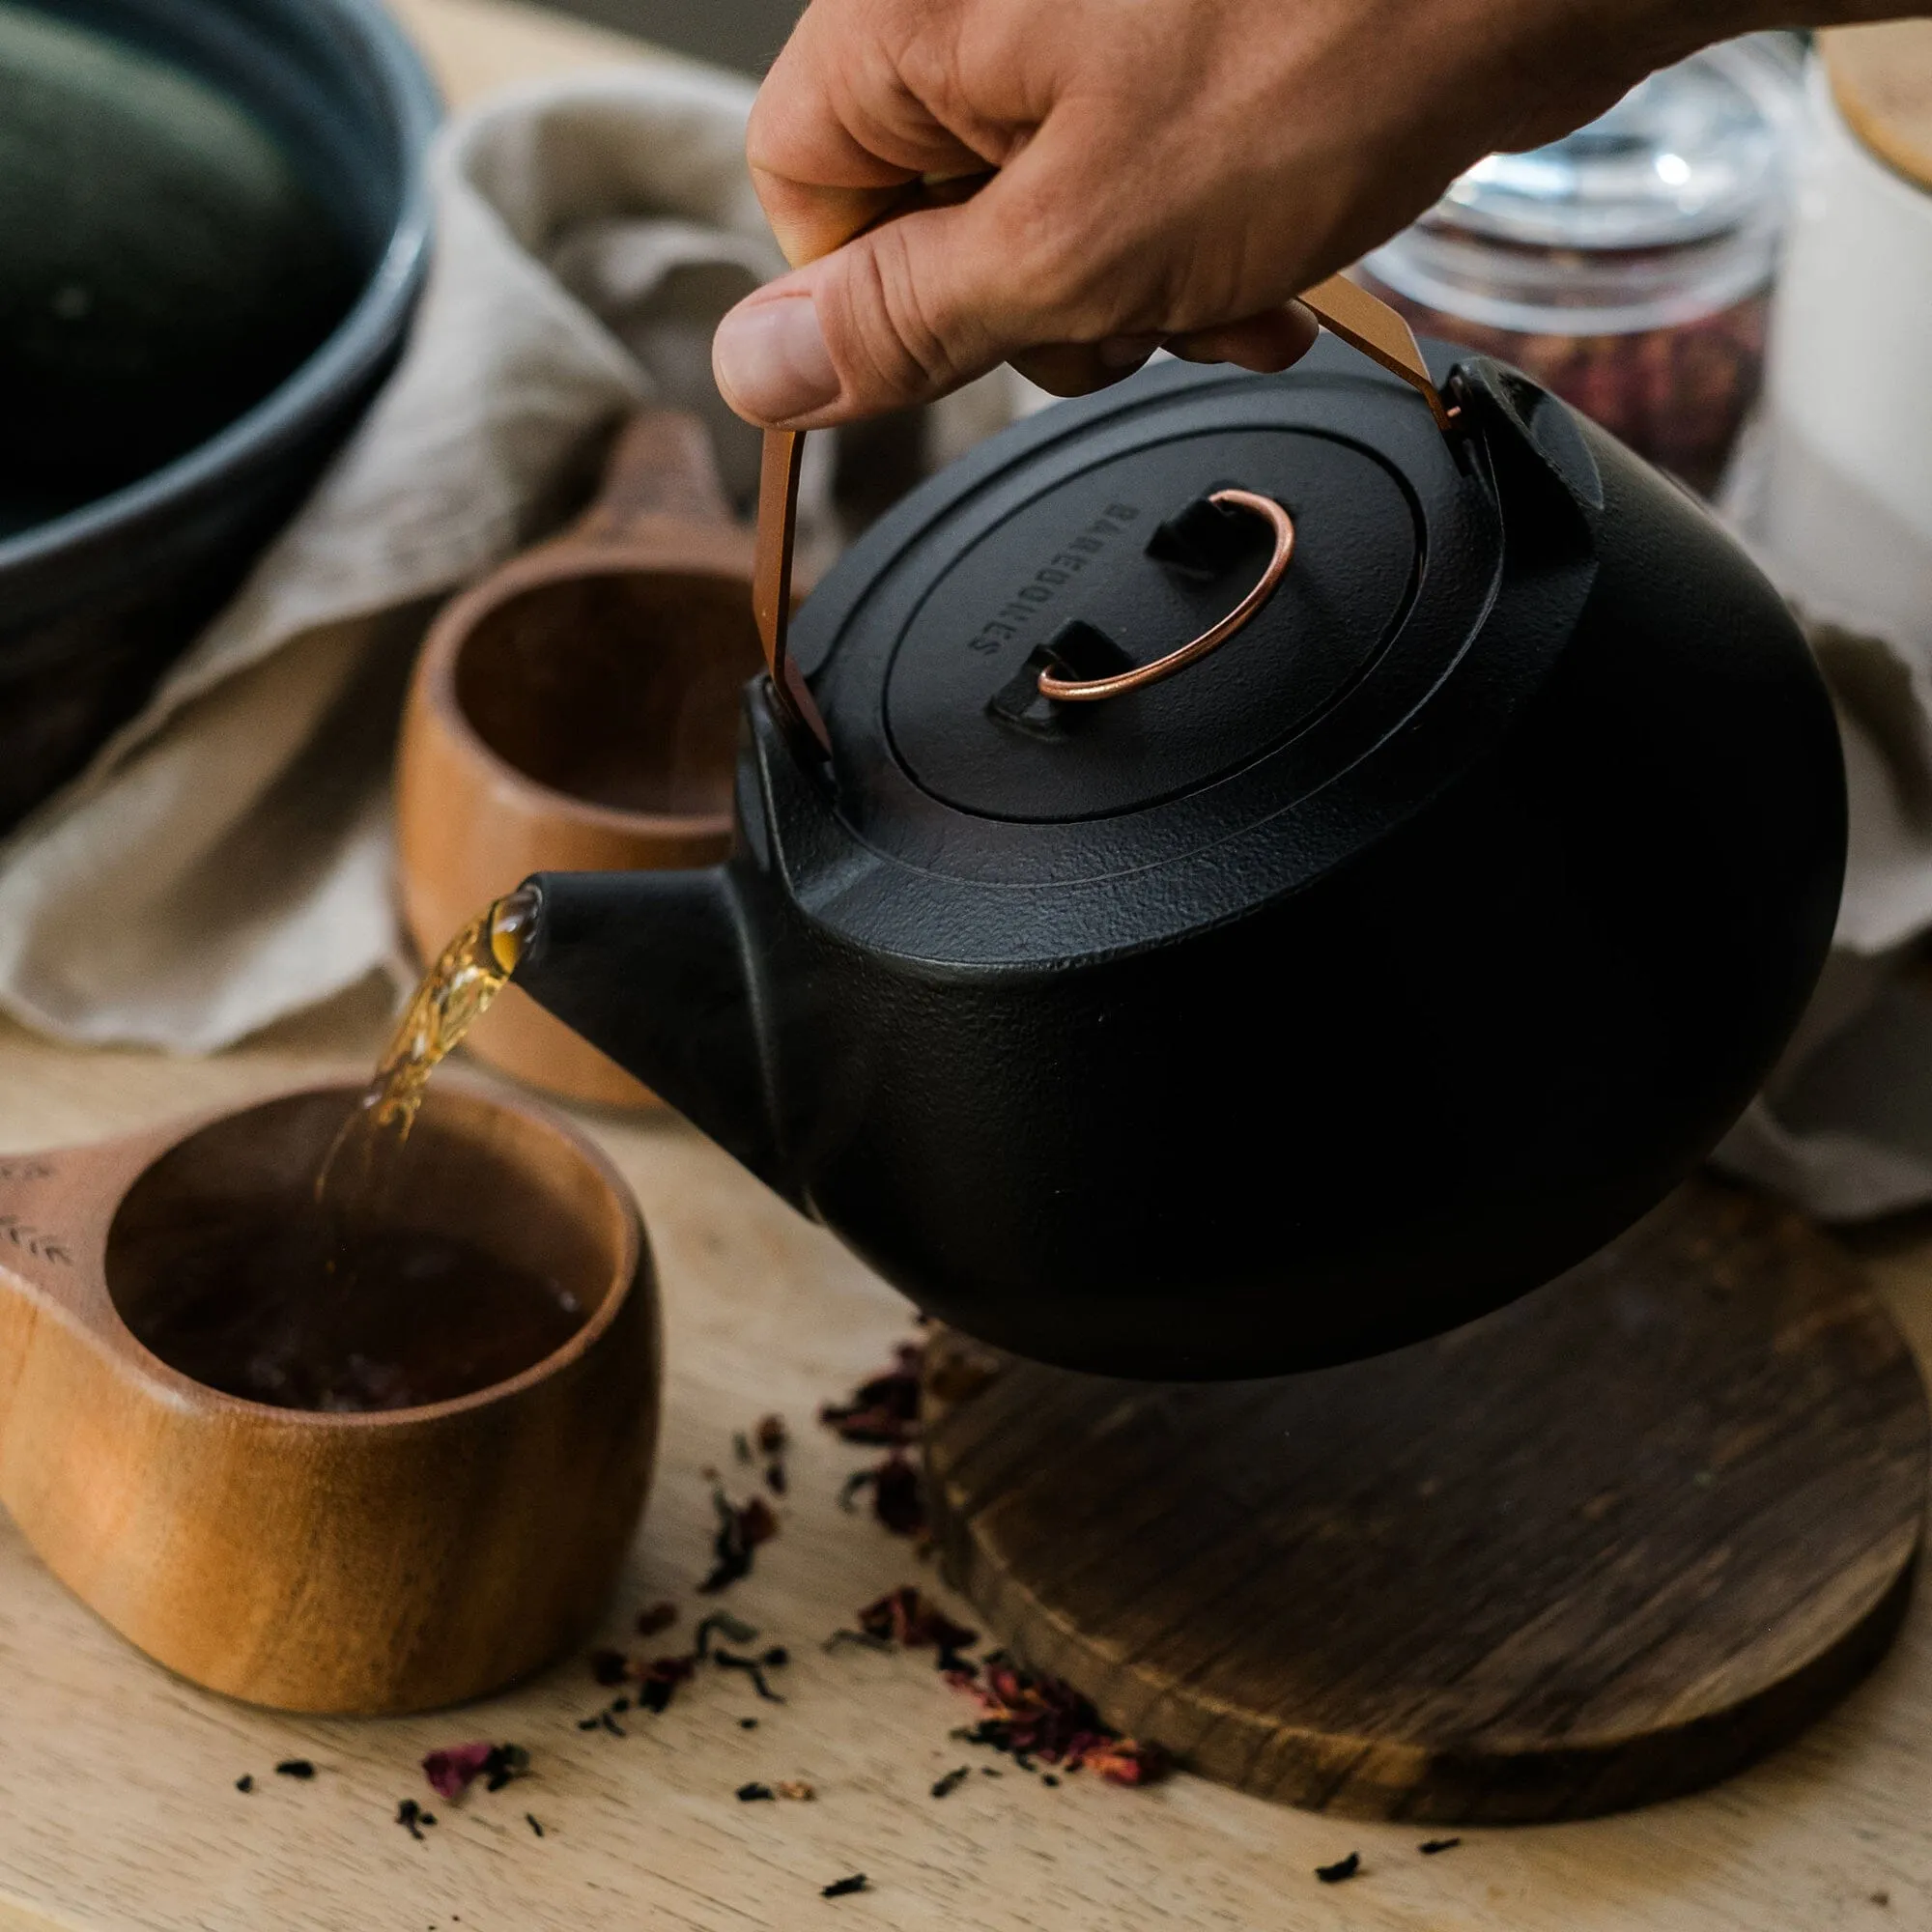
[746,0,1001,268]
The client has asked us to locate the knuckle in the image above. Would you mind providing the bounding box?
[825,225,976,403]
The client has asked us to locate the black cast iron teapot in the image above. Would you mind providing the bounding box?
[508,307,1845,1379]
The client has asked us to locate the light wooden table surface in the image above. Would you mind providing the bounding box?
[4,3,1932,1926]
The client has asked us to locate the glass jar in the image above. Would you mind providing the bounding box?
[1359,39,1801,495]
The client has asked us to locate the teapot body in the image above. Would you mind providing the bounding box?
[518,350,1844,1378]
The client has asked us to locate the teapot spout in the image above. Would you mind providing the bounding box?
[510,868,783,1191]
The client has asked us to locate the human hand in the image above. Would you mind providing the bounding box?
[711,0,1879,430]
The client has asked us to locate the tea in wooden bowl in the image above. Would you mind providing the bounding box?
[0,1078,660,1713]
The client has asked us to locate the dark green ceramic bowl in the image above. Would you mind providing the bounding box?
[0,0,438,830]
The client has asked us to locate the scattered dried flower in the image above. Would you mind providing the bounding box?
[859,1587,977,1654]
[695,1610,758,1658]
[819,1344,923,1446]
[422,1742,528,1800]
[396,1799,436,1841]
[775,1780,814,1801]
[699,1488,781,1593]
[636,1601,678,1638]
[947,1655,1170,1787]
[715,1648,786,1702]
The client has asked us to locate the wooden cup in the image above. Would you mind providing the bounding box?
[397,409,768,1108]
[0,1080,660,1714]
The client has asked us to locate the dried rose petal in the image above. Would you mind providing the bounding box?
[421,1742,494,1800]
[872,1455,924,1536]
[819,1343,924,1445]
[858,1586,976,1653]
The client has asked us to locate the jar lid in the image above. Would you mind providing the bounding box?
[1436,40,1791,250]
[1363,38,1799,333]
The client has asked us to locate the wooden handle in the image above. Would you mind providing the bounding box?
[0,1147,104,1309]
[574,409,736,548]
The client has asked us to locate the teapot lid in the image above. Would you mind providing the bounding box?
[783,339,1592,923]
[874,394,1417,824]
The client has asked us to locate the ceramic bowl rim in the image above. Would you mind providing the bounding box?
[0,0,440,582]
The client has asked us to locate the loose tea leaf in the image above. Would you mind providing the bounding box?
[638,1654,697,1714]
[700,1489,780,1593]
[1419,1837,1462,1855]
[526,1813,545,1838]
[929,1767,970,1799]
[823,1628,894,1655]
[715,1647,786,1702]
[1316,1853,1362,1885]
[821,1875,869,1898]
[859,1587,976,1654]
[696,1610,758,1657]
[756,1415,788,1456]
[396,1799,436,1841]
[637,1602,678,1638]
[736,1781,776,1802]
[275,1760,316,1780]
[589,1649,629,1687]
[819,1343,923,1445]
[234,1775,253,1794]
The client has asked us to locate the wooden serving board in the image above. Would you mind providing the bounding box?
[923,1177,1931,1824]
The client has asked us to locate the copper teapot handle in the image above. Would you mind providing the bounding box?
[1037,490,1295,702]
[751,204,1452,747]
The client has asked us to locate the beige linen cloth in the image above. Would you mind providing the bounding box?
[1712,423,1932,1220]
[0,63,837,1052]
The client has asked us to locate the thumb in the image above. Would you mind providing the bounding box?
[712,189,1058,429]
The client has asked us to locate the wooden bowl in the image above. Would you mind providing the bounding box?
[397,410,767,1107]
[0,1079,660,1714]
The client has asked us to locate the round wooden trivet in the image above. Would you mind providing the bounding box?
[921,1177,1929,1823]
[1826,21,1932,191]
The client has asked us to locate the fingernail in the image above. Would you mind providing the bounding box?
[713,294,840,424]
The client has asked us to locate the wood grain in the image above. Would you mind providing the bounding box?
[0,1,1930,1925]
[0,1081,659,1714]
[1826,21,1932,192]
[2,991,1932,1928]
[923,1178,1929,1823]
[395,409,765,1107]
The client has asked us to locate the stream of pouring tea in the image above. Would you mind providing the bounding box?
[121,884,581,1412]
[313,884,539,1217]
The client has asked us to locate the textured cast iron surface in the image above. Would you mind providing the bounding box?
[516,349,1847,1378]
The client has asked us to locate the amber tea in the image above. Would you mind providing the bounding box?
[315,884,540,1216]
[126,1211,583,1410]
[127,886,569,1412]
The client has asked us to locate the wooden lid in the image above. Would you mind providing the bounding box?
[1825,20,1932,189]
